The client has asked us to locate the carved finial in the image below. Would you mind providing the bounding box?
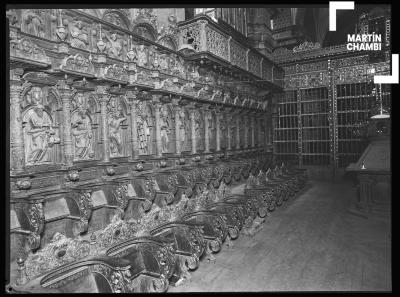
[16,258,27,286]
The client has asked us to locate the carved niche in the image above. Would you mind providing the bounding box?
[132,9,158,41]
[136,101,154,155]
[107,96,128,158]
[194,109,204,151]
[70,92,99,161]
[160,105,172,153]
[21,85,61,166]
[157,15,178,51]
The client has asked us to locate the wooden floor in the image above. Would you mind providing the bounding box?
[169,181,391,292]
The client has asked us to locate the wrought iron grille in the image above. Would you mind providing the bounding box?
[299,87,330,165]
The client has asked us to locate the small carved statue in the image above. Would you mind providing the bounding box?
[108,111,126,157]
[105,32,123,58]
[137,105,151,155]
[177,109,186,147]
[136,44,147,67]
[160,106,170,153]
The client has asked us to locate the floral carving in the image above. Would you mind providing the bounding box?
[24,233,91,281]
[104,64,128,82]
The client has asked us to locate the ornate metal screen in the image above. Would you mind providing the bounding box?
[299,87,330,165]
[274,90,298,163]
[336,82,391,167]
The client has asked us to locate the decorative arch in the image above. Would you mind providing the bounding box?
[157,35,177,51]
[132,23,157,41]
[102,9,131,30]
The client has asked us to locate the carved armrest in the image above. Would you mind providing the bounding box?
[40,256,131,293]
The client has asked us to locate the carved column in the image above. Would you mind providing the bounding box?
[216,111,221,152]
[227,114,232,151]
[258,117,263,148]
[203,108,210,153]
[244,114,249,148]
[9,69,25,173]
[172,98,181,155]
[153,96,163,158]
[251,114,255,148]
[126,90,139,160]
[189,104,197,154]
[58,80,74,166]
[97,86,111,162]
[236,114,240,149]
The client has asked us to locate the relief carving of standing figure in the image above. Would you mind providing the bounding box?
[194,111,202,149]
[71,110,94,160]
[23,87,60,164]
[108,111,126,157]
[177,109,186,147]
[105,32,123,58]
[137,45,147,67]
[160,106,170,153]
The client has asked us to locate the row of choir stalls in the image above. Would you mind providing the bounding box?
[7,8,284,294]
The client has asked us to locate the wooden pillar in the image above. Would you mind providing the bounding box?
[126,90,139,160]
[216,111,221,152]
[251,114,255,148]
[58,79,74,166]
[244,115,248,148]
[173,98,181,155]
[227,114,232,151]
[204,108,210,153]
[97,86,111,163]
[153,96,163,158]
[9,69,25,173]
[236,114,240,149]
[190,105,197,154]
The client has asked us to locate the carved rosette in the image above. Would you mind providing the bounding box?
[66,170,80,182]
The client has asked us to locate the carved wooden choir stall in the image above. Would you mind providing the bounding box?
[7,8,308,293]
